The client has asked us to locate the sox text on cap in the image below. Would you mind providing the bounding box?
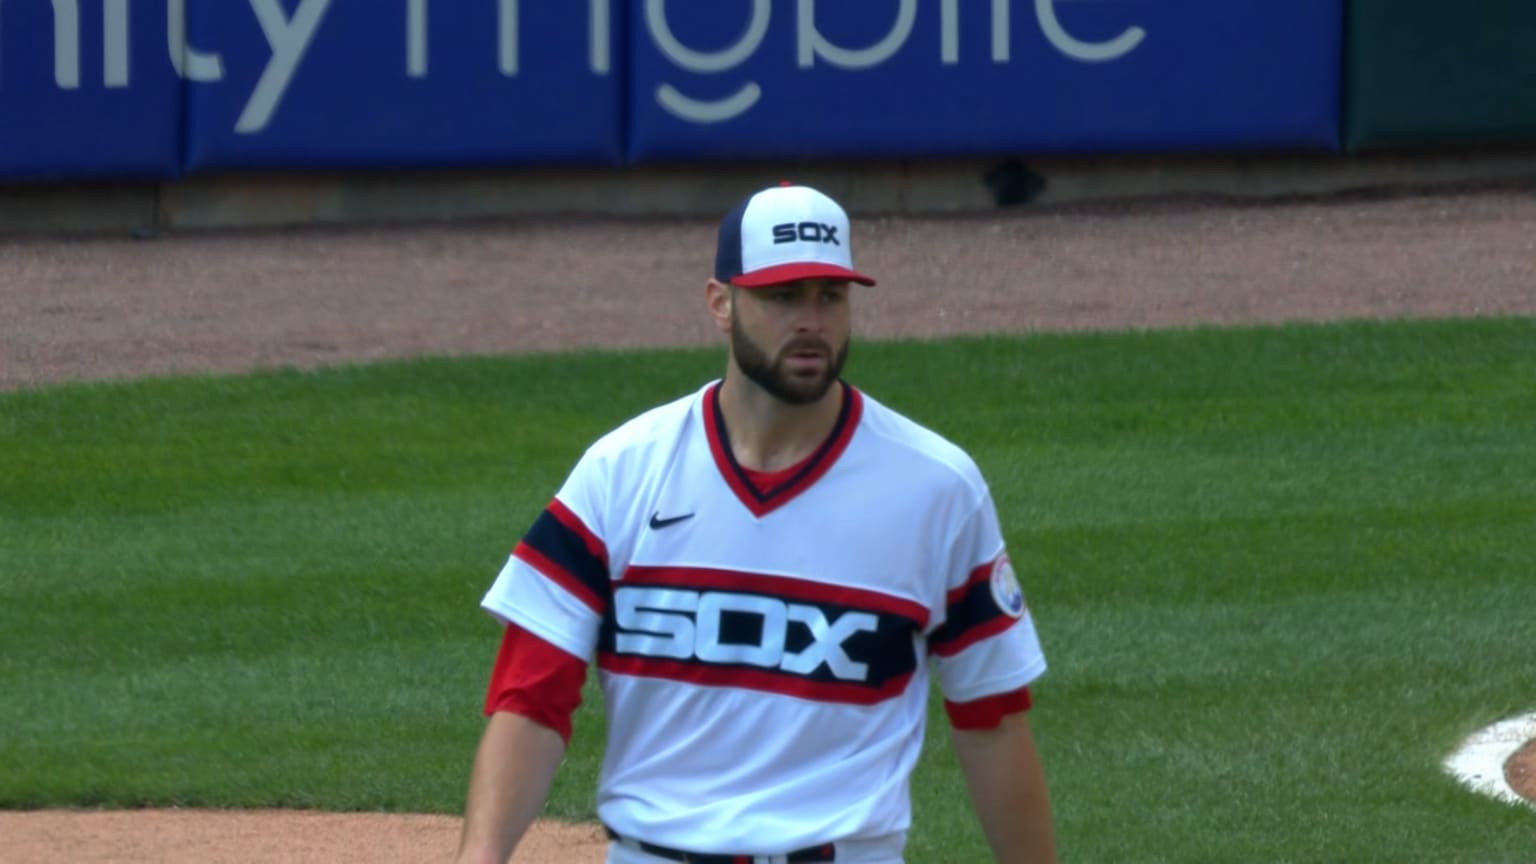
[715,183,877,288]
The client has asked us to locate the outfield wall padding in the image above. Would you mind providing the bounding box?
[0,1,182,180]
[179,1,624,172]
[3,1,1352,182]
[626,0,1342,162]
[1346,0,1536,151]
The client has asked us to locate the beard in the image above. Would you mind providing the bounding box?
[730,314,849,406]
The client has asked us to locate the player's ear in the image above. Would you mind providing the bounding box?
[706,278,733,334]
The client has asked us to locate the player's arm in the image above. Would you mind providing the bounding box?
[951,706,1057,864]
[455,711,566,864]
[454,623,588,864]
[931,510,1054,862]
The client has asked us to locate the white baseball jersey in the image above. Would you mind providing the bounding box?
[481,381,1046,860]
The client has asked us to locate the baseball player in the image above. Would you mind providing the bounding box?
[454,183,1056,864]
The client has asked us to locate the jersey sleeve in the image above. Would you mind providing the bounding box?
[481,449,613,661]
[484,622,589,744]
[928,486,1047,721]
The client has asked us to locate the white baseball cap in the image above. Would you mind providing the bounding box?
[714,183,876,288]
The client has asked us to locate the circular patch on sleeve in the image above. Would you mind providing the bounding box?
[990,555,1026,619]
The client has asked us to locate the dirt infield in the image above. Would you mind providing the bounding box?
[0,809,606,863]
[3,188,1535,393]
[1511,740,1536,803]
[2,186,1533,862]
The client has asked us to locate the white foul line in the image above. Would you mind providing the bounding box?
[1442,711,1536,809]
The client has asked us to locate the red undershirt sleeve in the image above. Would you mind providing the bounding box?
[483,623,588,746]
[945,685,1033,730]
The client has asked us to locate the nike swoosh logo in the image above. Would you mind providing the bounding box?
[648,512,695,530]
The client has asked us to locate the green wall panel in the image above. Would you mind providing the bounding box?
[1346,0,1536,150]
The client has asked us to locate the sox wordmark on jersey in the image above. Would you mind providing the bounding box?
[611,582,890,683]
[607,555,1027,699]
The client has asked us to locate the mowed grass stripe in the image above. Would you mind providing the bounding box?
[2,317,1533,862]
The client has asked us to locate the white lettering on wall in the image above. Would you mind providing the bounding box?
[941,0,1011,65]
[648,0,768,72]
[993,0,1010,62]
[10,0,139,90]
[499,0,516,76]
[45,0,80,89]
[105,0,130,87]
[407,0,427,78]
[1036,0,1144,62]
[10,0,238,90]
[588,0,610,74]
[650,0,1146,125]
[0,0,1146,134]
[397,0,605,79]
[649,0,768,123]
[168,0,225,82]
[797,0,917,70]
[0,0,220,90]
[236,0,332,134]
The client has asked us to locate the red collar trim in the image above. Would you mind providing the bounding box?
[739,456,812,494]
[703,382,863,518]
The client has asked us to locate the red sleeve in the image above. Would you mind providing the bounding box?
[944,685,1032,730]
[483,623,588,745]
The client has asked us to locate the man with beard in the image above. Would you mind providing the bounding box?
[455,184,1057,864]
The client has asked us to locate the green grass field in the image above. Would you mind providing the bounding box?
[3,317,1534,862]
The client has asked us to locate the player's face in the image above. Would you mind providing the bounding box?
[730,279,851,406]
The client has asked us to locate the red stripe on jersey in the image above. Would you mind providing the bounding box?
[547,497,608,564]
[931,554,1019,656]
[738,455,812,496]
[621,564,930,626]
[929,613,1016,658]
[946,561,993,608]
[484,623,588,745]
[597,652,914,705]
[945,685,1033,730]
[513,540,606,614]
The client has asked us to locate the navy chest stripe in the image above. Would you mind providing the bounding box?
[515,498,611,614]
[930,579,1017,657]
[599,566,927,701]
